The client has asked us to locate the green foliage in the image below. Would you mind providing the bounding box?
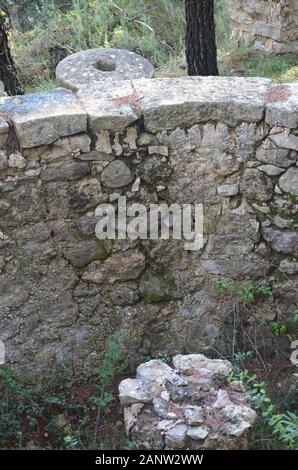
[293,310,298,323]
[219,47,298,83]
[269,321,288,337]
[0,332,126,450]
[228,368,298,449]
[215,279,273,304]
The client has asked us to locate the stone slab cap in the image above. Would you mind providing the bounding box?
[56,48,155,91]
[0,88,87,149]
[265,83,298,129]
[77,81,141,132]
[133,76,272,131]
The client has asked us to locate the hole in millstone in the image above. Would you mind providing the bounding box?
[94,59,117,72]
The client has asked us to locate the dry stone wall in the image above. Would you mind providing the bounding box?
[0,49,297,381]
[228,0,298,53]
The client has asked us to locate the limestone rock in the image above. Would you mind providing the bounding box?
[100,160,133,188]
[182,405,204,425]
[258,165,285,176]
[279,167,298,195]
[148,146,169,157]
[270,132,298,151]
[165,424,188,449]
[0,88,87,148]
[173,354,232,380]
[136,360,186,386]
[8,152,26,169]
[82,249,146,284]
[119,378,161,406]
[133,76,271,131]
[119,355,256,450]
[279,259,298,275]
[262,227,298,255]
[266,83,298,129]
[41,161,90,182]
[187,426,209,440]
[62,240,109,267]
[0,151,7,170]
[217,184,239,197]
[256,138,294,168]
[240,168,273,201]
[76,81,140,133]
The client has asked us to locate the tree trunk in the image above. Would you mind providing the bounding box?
[185,0,219,76]
[0,12,23,95]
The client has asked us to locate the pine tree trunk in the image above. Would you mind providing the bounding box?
[0,13,23,95]
[185,0,219,76]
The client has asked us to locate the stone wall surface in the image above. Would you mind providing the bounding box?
[228,0,298,53]
[0,49,297,381]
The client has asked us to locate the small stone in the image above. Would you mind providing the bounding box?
[55,413,68,428]
[82,249,146,284]
[0,200,10,211]
[273,216,292,229]
[138,132,156,146]
[62,240,109,267]
[246,161,260,168]
[119,379,161,406]
[0,151,8,170]
[157,420,179,432]
[96,130,112,154]
[79,150,115,161]
[187,426,209,440]
[41,161,90,181]
[69,134,91,154]
[270,133,298,151]
[8,152,26,169]
[275,185,283,194]
[217,184,239,197]
[279,259,298,275]
[279,167,298,196]
[258,165,285,176]
[165,423,187,449]
[182,405,204,425]
[75,214,99,237]
[101,160,133,188]
[252,203,270,214]
[240,168,273,201]
[125,127,138,150]
[148,146,169,157]
[254,242,269,257]
[131,177,141,192]
[213,389,231,409]
[173,354,232,379]
[124,404,144,432]
[109,192,121,202]
[136,360,185,386]
[256,139,294,168]
[263,227,298,255]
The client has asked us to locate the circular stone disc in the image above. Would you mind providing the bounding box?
[56,48,155,90]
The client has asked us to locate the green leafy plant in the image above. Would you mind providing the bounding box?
[269,321,288,337]
[228,368,298,449]
[215,280,272,304]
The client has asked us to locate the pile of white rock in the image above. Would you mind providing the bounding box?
[119,355,257,450]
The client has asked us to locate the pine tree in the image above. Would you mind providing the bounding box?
[185,0,219,76]
[0,11,22,95]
